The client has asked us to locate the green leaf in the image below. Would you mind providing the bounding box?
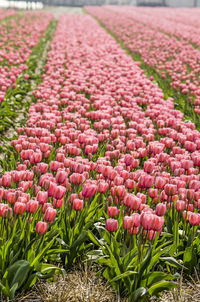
[129,287,149,302]
[70,230,87,250]
[0,282,10,297]
[149,280,177,296]
[6,260,30,289]
[88,230,105,249]
[183,246,197,274]
[110,271,138,282]
[31,236,58,268]
[9,282,19,300]
[136,245,152,289]
[160,257,185,270]
[142,271,175,287]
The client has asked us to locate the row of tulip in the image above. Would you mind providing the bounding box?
[85,6,200,122]
[1,12,200,301]
[0,14,56,155]
[108,6,200,48]
[0,9,16,22]
[0,12,53,103]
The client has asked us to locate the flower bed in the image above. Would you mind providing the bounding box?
[1,12,200,302]
[0,9,16,22]
[0,12,55,143]
[0,12,53,103]
[85,6,200,121]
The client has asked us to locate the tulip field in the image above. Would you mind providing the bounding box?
[1,6,200,302]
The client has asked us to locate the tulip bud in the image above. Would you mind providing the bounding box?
[155,203,166,216]
[53,199,63,208]
[82,184,97,198]
[36,221,47,234]
[106,219,118,232]
[44,207,57,223]
[140,213,155,230]
[37,191,48,205]
[131,213,140,227]
[123,216,133,229]
[189,213,200,226]
[108,206,119,218]
[27,200,39,213]
[175,200,185,212]
[73,199,84,211]
[14,202,26,215]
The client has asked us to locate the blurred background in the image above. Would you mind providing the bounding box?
[0,0,199,12]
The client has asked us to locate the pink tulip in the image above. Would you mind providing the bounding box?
[73,199,84,211]
[106,219,119,232]
[36,221,48,235]
[44,207,57,223]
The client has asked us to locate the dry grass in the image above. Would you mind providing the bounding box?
[3,266,200,302]
[151,268,200,302]
[13,264,119,302]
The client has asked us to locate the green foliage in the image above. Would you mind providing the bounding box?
[87,223,178,301]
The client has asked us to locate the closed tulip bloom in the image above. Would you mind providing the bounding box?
[138,175,154,189]
[152,216,164,231]
[123,216,133,229]
[26,200,39,213]
[69,193,78,203]
[37,163,48,174]
[149,189,158,199]
[36,221,47,235]
[144,161,155,174]
[125,179,135,190]
[1,174,11,187]
[155,177,166,190]
[7,191,16,204]
[48,181,57,197]
[175,200,185,212]
[73,199,84,211]
[187,203,194,212]
[14,202,26,215]
[189,213,200,226]
[37,191,48,204]
[2,207,13,219]
[114,176,124,186]
[106,219,119,232]
[164,184,177,196]
[131,212,140,227]
[53,198,63,208]
[146,230,157,241]
[0,203,9,217]
[54,185,66,200]
[82,184,97,198]
[42,202,53,214]
[181,160,193,170]
[126,194,141,211]
[44,207,57,223]
[140,213,155,230]
[155,203,167,216]
[56,170,68,184]
[186,189,195,201]
[124,154,133,166]
[115,185,126,199]
[108,206,119,218]
[129,226,139,235]
[98,181,109,194]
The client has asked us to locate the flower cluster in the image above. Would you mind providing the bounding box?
[0,9,16,21]
[0,12,53,103]
[86,6,200,114]
[0,14,200,242]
